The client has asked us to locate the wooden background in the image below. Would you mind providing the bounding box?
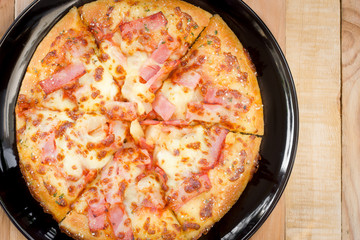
[0,0,357,239]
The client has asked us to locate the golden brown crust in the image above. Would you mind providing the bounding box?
[18,157,70,222]
[60,211,115,240]
[173,133,261,239]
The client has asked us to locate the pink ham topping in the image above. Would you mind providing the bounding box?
[141,60,180,92]
[200,127,229,170]
[108,204,133,240]
[87,190,107,232]
[39,63,86,95]
[103,101,138,121]
[151,43,171,64]
[120,12,168,40]
[88,195,107,217]
[168,174,212,211]
[174,71,201,89]
[140,64,161,82]
[42,132,56,162]
[152,93,175,121]
[88,209,107,232]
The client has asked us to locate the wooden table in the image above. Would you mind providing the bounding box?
[0,0,356,239]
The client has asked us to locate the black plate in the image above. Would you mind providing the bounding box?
[0,0,298,239]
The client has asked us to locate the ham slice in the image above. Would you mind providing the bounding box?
[139,137,154,152]
[174,71,201,89]
[39,63,86,94]
[120,12,168,40]
[152,93,175,121]
[168,174,212,211]
[87,190,107,232]
[88,209,107,232]
[42,132,56,163]
[103,101,138,121]
[140,64,161,82]
[200,127,229,170]
[140,60,180,92]
[151,43,171,64]
[108,204,133,240]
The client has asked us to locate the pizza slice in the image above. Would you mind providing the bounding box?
[153,14,264,134]
[60,146,185,240]
[17,7,137,119]
[144,124,261,239]
[80,0,211,115]
[16,108,128,221]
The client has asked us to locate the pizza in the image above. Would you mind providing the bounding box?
[15,0,263,239]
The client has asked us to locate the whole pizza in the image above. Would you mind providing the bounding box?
[15,0,264,239]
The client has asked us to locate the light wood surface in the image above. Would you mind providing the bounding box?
[342,0,360,239]
[285,0,342,239]
[0,0,357,239]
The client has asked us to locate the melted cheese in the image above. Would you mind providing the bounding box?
[147,125,210,189]
[130,119,144,143]
[121,52,154,114]
[160,81,194,119]
[42,90,77,111]
[75,56,120,113]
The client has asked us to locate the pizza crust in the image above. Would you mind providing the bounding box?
[60,211,115,240]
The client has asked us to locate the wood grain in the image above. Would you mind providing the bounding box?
[342,1,360,239]
[0,0,14,37]
[285,0,341,239]
[15,0,33,17]
[243,0,286,239]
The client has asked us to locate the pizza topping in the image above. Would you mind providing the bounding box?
[204,87,251,111]
[88,209,107,232]
[39,63,86,95]
[94,66,104,81]
[151,43,171,64]
[147,60,180,92]
[136,175,166,210]
[152,93,175,121]
[120,12,168,41]
[140,64,161,83]
[182,222,200,231]
[201,127,229,170]
[102,101,138,121]
[173,71,201,89]
[140,119,188,126]
[167,174,211,211]
[41,132,57,163]
[200,199,214,219]
[108,204,133,239]
[102,39,127,68]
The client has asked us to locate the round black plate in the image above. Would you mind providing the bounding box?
[0,0,298,239]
